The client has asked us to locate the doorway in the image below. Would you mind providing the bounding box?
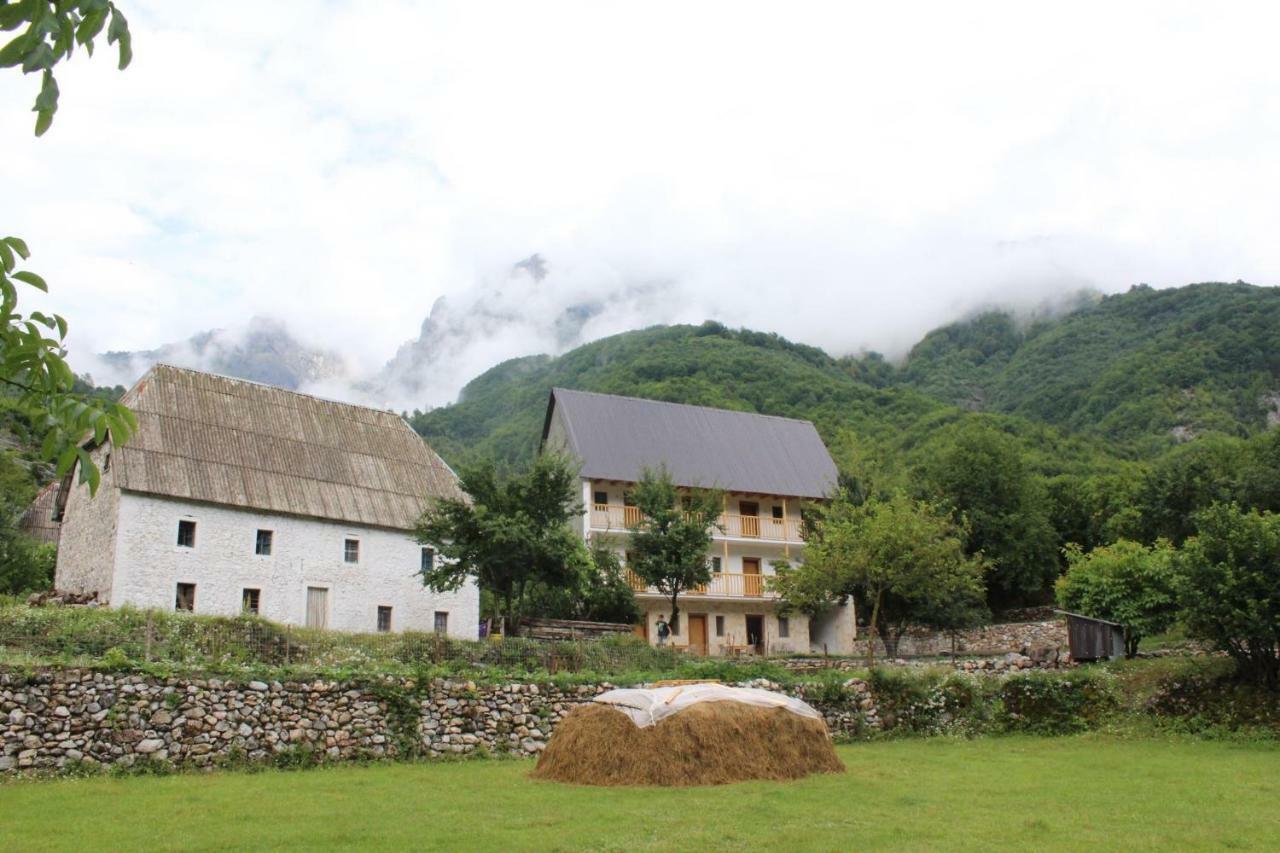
[739,500,760,537]
[632,619,648,642]
[687,613,709,656]
[305,586,329,629]
[745,614,765,655]
[742,557,763,596]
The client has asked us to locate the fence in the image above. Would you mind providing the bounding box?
[0,604,685,675]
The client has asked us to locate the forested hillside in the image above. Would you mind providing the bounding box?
[407,323,1120,481]
[895,282,1280,455]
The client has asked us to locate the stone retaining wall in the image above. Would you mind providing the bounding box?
[844,619,1068,659]
[1,669,880,774]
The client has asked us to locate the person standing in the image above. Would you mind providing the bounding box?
[655,614,671,646]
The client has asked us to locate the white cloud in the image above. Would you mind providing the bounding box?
[1,1,1277,407]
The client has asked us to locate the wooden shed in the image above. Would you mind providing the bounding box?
[1056,611,1126,661]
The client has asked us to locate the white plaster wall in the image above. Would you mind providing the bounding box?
[111,492,478,636]
[637,601,810,656]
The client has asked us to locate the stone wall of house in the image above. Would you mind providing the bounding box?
[0,669,880,774]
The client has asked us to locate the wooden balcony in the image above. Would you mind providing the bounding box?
[591,504,804,543]
[624,569,774,598]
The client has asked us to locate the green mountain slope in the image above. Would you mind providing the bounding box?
[408,323,1121,480]
[896,282,1280,453]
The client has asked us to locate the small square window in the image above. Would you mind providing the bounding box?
[177,520,196,548]
[710,556,722,573]
[377,606,393,633]
[344,538,359,563]
[175,583,195,612]
[778,616,790,638]
[255,529,273,556]
[433,611,449,635]
[593,491,608,506]
[715,615,725,636]
[242,588,260,614]
[421,546,435,573]
[772,505,784,520]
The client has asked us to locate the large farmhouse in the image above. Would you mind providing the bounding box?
[54,364,478,635]
[541,388,855,656]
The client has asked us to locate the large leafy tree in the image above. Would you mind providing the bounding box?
[1176,504,1280,688]
[524,540,640,625]
[1,2,137,495]
[414,453,588,633]
[0,450,55,593]
[1055,539,1179,658]
[627,467,722,630]
[774,491,987,665]
[1135,435,1244,545]
[914,420,1058,608]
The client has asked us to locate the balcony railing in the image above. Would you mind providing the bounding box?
[592,504,805,542]
[624,569,774,598]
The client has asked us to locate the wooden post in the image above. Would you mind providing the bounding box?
[721,493,729,564]
[783,496,790,559]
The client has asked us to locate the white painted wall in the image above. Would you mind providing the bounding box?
[110,492,478,636]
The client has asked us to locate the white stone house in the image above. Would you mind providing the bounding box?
[54,364,478,636]
[541,388,856,656]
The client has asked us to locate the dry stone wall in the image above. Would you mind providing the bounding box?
[1,669,880,775]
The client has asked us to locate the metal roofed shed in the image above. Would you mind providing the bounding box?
[541,388,838,498]
[1056,611,1127,661]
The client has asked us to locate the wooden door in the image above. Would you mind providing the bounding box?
[687,614,708,656]
[305,587,329,629]
[739,501,760,537]
[632,620,648,641]
[742,557,762,596]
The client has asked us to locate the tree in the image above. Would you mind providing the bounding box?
[523,540,641,625]
[1136,436,1244,545]
[914,421,1057,608]
[774,491,987,666]
[1,2,137,494]
[0,450,55,593]
[2,0,133,136]
[626,467,722,630]
[1055,539,1179,658]
[1176,504,1280,688]
[414,453,588,633]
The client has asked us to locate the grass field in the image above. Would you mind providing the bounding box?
[3,737,1278,851]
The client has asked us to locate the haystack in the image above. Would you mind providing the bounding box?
[531,685,845,786]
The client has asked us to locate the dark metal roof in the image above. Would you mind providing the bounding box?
[542,388,837,498]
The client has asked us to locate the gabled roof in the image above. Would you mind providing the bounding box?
[542,388,837,499]
[109,364,462,530]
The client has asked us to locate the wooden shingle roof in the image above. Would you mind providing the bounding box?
[112,364,462,530]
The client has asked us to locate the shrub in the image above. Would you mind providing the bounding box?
[1176,504,1280,688]
[999,670,1118,734]
[1055,539,1179,657]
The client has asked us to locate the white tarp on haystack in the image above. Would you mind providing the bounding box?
[592,684,823,728]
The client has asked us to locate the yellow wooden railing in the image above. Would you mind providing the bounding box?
[592,504,805,542]
[623,569,771,598]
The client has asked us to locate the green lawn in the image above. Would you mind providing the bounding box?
[3,738,1278,851]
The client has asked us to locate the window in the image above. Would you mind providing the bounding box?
[715,615,725,636]
[306,587,329,629]
[709,556,722,573]
[680,495,693,511]
[343,538,359,563]
[622,491,636,507]
[241,588,260,614]
[772,505,784,520]
[421,547,435,573]
[593,490,608,506]
[255,529,273,556]
[175,583,195,612]
[177,520,196,548]
[377,606,393,633]
[778,616,790,638]
[739,500,759,517]
[433,611,449,634]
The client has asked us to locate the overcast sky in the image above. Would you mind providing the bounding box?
[2,2,1278,406]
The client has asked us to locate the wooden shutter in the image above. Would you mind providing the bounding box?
[306,587,329,629]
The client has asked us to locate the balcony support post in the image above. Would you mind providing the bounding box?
[722,493,730,564]
[783,496,790,559]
